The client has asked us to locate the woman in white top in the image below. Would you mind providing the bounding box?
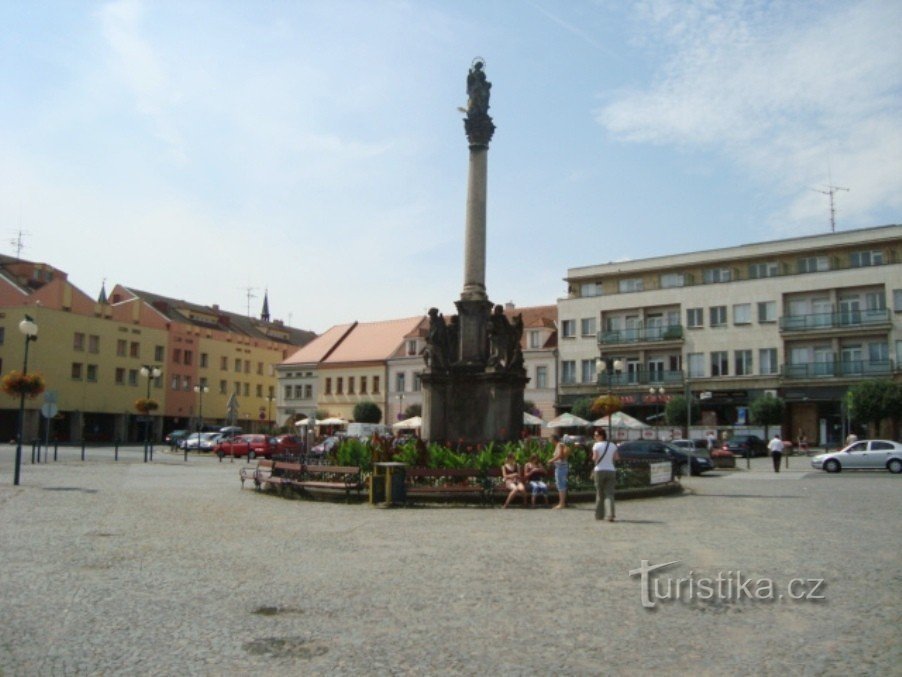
[592,428,620,522]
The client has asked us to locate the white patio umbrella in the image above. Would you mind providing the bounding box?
[592,411,650,429]
[546,412,591,428]
[294,418,322,427]
[523,412,545,426]
[318,417,347,426]
[392,415,422,430]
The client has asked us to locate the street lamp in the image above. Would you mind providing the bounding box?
[397,392,405,421]
[140,364,161,462]
[596,357,624,442]
[193,383,209,462]
[13,315,38,486]
[649,386,665,440]
[266,394,275,433]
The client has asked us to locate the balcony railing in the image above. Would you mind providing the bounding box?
[598,325,684,345]
[779,309,890,332]
[596,370,685,387]
[782,360,893,379]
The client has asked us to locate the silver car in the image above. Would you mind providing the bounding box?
[810,440,902,473]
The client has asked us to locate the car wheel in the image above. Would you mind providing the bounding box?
[824,459,841,473]
[887,459,902,474]
[248,450,256,460]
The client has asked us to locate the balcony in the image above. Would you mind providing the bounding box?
[597,370,685,387]
[598,325,684,346]
[782,360,894,379]
[779,309,890,333]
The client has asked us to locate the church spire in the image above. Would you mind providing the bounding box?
[261,289,270,322]
[98,278,108,304]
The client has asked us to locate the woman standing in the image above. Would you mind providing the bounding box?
[592,429,620,522]
[548,434,570,509]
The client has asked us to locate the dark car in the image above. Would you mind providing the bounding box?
[722,434,768,458]
[617,440,714,476]
[272,434,304,455]
[165,430,191,447]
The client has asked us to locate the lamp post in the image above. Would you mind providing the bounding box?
[140,365,161,462]
[193,383,209,462]
[649,386,665,440]
[397,392,404,421]
[13,315,38,486]
[266,394,275,433]
[596,357,623,442]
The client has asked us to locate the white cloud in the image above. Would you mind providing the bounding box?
[597,0,902,228]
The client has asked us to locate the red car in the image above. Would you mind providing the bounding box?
[272,434,304,455]
[214,434,276,460]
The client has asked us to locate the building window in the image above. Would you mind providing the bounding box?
[335,377,343,395]
[220,356,227,370]
[304,384,312,398]
[71,362,83,380]
[710,306,727,327]
[580,359,595,384]
[173,349,182,363]
[687,353,705,378]
[115,368,125,384]
[325,378,332,395]
[373,376,380,394]
[256,384,263,398]
[171,376,179,390]
[749,262,778,279]
[285,385,292,400]
[153,345,163,361]
[413,373,422,392]
[406,340,418,356]
[257,362,263,375]
[561,360,576,385]
[797,255,829,273]
[73,333,85,351]
[733,303,751,325]
[711,351,729,376]
[686,308,703,328]
[758,301,777,323]
[184,351,193,366]
[703,268,732,284]
[348,377,355,394]
[130,342,140,358]
[868,341,889,364]
[234,381,241,395]
[619,278,644,293]
[360,376,368,394]
[243,383,249,396]
[528,331,541,349]
[896,341,902,368]
[88,335,100,353]
[86,364,98,382]
[561,320,576,339]
[580,317,596,337]
[128,369,138,386]
[850,250,883,268]
[660,273,685,288]
[117,339,127,357]
[893,289,902,312]
[292,385,301,399]
[536,365,548,389]
[759,348,778,375]
[244,360,250,374]
[395,372,406,393]
[0,327,4,345]
[220,380,228,394]
[734,350,753,376]
[580,282,602,297]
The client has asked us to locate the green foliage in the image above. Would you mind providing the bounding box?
[314,409,330,421]
[571,397,595,421]
[352,400,382,423]
[426,443,469,469]
[664,396,699,427]
[750,394,785,438]
[392,440,421,466]
[402,403,422,418]
[336,438,373,472]
[848,380,902,430]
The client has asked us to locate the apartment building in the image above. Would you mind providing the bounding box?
[0,254,314,443]
[557,224,902,445]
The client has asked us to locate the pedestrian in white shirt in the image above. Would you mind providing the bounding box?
[768,433,784,473]
[592,429,620,521]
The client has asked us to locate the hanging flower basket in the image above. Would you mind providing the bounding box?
[591,394,622,418]
[2,371,46,399]
[134,398,160,414]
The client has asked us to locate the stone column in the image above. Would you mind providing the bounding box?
[461,145,488,302]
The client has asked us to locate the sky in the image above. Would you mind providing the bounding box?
[1,0,900,333]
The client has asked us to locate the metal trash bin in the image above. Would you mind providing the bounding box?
[370,462,406,506]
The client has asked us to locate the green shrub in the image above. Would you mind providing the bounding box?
[336,438,373,472]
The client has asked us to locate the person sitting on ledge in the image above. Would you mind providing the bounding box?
[523,454,549,507]
[501,453,527,508]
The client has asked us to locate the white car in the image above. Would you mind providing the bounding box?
[810,440,902,473]
[180,432,222,451]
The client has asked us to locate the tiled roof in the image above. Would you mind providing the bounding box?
[324,316,426,364]
[282,323,356,365]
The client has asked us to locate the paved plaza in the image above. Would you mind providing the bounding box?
[0,445,899,675]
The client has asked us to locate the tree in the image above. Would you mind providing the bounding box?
[523,400,540,416]
[403,403,422,419]
[353,400,382,423]
[591,394,622,419]
[571,397,595,421]
[664,396,699,429]
[750,394,785,440]
[848,380,902,436]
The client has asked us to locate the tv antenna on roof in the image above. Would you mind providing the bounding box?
[813,184,849,233]
[9,228,29,259]
[240,286,257,317]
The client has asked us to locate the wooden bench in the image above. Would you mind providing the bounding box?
[240,460,304,491]
[294,465,363,500]
[405,467,494,504]
[240,459,274,489]
[489,467,558,505]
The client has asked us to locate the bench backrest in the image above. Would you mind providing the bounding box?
[406,467,483,480]
[273,462,303,474]
[306,465,359,475]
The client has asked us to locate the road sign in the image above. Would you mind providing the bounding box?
[699,391,713,400]
[44,390,58,404]
[41,403,59,418]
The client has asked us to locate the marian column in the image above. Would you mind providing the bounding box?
[457,59,495,365]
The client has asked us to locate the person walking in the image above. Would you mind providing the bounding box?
[592,428,619,522]
[548,434,570,509]
[768,433,784,473]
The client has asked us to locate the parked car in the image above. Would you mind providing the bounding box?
[272,434,304,455]
[214,434,276,460]
[311,436,341,456]
[180,432,221,451]
[618,439,714,476]
[810,440,902,473]
[165,430,191,447]
[671,439,711,457]
[722,434,768,458]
